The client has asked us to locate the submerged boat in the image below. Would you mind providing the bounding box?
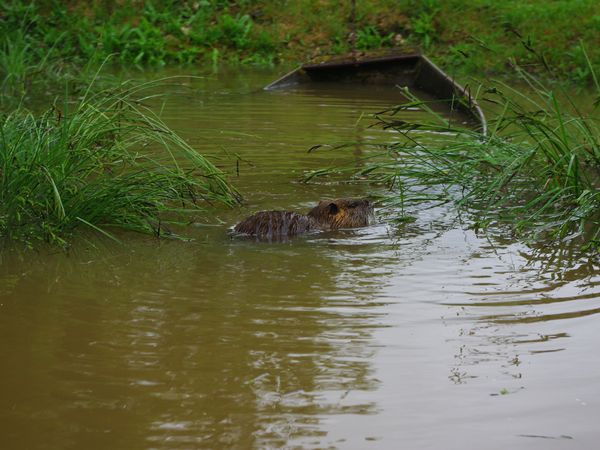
[265,51,487,135]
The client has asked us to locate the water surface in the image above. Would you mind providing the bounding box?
[1,68,599,449]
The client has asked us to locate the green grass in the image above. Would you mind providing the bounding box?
[306,47,600,249]
[355,26,394,50]
[1,0,598,84]
[427,0,600,84]
[0,1,278,70]
[0,77,239,247]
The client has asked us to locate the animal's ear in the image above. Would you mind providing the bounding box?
[328,202,339,214]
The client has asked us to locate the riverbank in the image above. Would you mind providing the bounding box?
[1,0,599,85]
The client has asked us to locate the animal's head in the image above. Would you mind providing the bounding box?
[307,198,374,230]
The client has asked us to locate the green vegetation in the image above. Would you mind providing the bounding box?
[307,48,600,249]
[0,79,239,246]
[1,0,598,85]
[0,0,598,247]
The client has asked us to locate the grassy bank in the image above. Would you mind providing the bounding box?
[1,0,599,86]
[0,79,239,246]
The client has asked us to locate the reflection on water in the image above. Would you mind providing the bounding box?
[1,69,599,449]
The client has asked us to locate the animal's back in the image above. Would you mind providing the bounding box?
[233,210,314,238]
[233,198,374,240]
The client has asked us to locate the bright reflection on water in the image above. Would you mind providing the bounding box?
[0,69,599,449]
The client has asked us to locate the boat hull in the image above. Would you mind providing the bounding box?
[265,53,487,135]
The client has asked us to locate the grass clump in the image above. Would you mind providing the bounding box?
[307,48,600,249]
[0,79,239,247]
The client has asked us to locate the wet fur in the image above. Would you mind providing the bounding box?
[307,198,373,230]
[233,211,314,237]
[233,198,373,238]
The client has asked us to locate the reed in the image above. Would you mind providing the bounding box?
[307,49,600,248]
[0,79,239,246]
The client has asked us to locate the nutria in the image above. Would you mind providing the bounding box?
[233,198,374,239]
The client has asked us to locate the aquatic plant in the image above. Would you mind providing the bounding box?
[307,48,600,249]
[0,79,239,246]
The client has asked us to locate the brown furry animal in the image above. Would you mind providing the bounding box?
[233,198,374,239]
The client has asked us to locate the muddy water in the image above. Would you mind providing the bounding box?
[1,69,599,449]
